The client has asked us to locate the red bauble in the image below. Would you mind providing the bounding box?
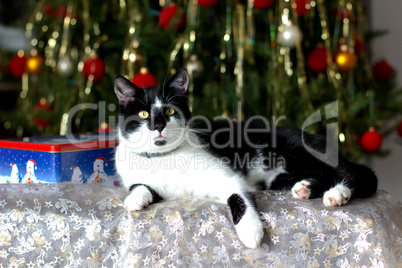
[56,6,67,19]
[307,47,328,73]
[132,71,158,88]
[254,0,274,10]
[55,5,78,20]
[9,54,26,78]
[295,0,309,16]
[159,5,186,31]
[372,59,394,84]
[33,98,53,127]
[397,120,402,138]
[83,57,106,82]
[197,0,219,8]
[331,7,350,20]
[43,4,53,16]
[354,36,366,56]
[361,130,382,152]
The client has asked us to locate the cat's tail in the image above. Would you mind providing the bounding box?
[348,162,378,198]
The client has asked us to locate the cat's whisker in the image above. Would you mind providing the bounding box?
[162,72,168,98]
[165,88,175,102]
[163,130,203,145]
[167,94,179,102]
[143,87,149,104]
[187,129,209,135]
[137,99,146,106]
[167,94,189,103]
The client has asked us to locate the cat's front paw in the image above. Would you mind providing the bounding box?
[291,180,311,200]
[235,210,264,249]
[323,184,351,207]
[124,186,153,211]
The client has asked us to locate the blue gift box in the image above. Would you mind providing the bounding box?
[0,132,120,186]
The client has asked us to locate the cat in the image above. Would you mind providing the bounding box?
[113,68,378,249]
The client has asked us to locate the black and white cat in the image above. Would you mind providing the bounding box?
[113,68,377,249]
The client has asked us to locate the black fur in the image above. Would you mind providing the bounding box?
[129,184,163,204]
[194,120,378,199]
[245,192,257,209]
[270,173,299,190]
[228,194,247,225]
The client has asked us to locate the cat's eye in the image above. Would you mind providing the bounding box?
[165,107,175,116]
[138,111,149,119]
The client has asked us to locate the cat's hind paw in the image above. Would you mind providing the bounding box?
[291,180,311,200]
[323,184,351,207]
[124,185,153,211]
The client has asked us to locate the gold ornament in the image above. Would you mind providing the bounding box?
[335,51,357,73]
[26,55,44,75]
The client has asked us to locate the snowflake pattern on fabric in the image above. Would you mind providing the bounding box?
[0,184,401,267]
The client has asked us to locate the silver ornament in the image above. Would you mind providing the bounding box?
[277,24,302,48]
[56,56,74,76]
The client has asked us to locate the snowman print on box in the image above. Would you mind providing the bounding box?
[6,159,37,184]
[20,159,39,184]
[70,166,83,183]
[4,156,116,185]
[88,157,109,184]
[10,163,21,183]
[71,156,119,186]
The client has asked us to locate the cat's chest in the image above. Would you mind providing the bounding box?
[130,148,231,177]
[116,145,240,198]
[117,143,235,176]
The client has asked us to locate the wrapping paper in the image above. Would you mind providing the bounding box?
[0,183,401,267]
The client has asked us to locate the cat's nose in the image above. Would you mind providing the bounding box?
[154,123,165,133]
[152,111,167,133]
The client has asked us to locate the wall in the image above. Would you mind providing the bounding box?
[370,0,402,201]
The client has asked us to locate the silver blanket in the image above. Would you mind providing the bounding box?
[0,183,401,267]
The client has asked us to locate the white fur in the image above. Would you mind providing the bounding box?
[234,202,264,248]
[115,122,263,248]
[291,180,311,199]
[323,183,352,207]
[154,98,163,108]
[124,185,153,211]
[116,131,254,200]
[245,150,287,189]
[248,167,287,190]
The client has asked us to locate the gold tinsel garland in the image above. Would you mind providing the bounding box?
[18,0,381,151]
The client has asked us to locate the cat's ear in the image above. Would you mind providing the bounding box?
[114,75,138,107]
[166,68,189,95]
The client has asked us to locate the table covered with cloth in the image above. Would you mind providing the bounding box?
[0,183,401,267]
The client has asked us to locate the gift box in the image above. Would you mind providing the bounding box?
[0,132,120,186]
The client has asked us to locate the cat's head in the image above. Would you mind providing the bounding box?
[114,68,191,154]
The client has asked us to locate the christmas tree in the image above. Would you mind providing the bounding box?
[0,0,401,162]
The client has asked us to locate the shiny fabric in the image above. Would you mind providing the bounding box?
[0,183,401,267]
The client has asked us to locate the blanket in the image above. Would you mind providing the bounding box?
[0,183,401,267]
